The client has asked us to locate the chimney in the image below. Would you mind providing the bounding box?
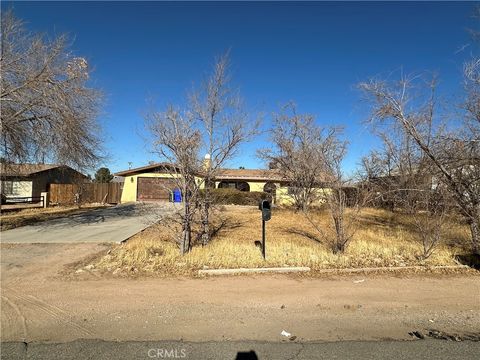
[203,154,212,170]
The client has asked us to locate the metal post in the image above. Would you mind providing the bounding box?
[262,219,266,259]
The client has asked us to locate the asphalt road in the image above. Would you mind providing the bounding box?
[2,339,480,360]
[0,203,168,244]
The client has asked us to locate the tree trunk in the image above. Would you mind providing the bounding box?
[302,197,308,213]
[333,217,346,254]
[332,189,347,254]
[201,180,211,246]
[333,230,345,254]
[181,221,191,255]
[334,244,344,254]
[201,200,210,246]
[181,184,191,255]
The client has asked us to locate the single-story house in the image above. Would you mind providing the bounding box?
[114,162,301,205]
[0,163,87,201]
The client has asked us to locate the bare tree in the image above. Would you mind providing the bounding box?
[322,141,361,253]
[408,186,451,259]
[360,119,432,213]
[259,103,342,211]
[0,10,103,170]
[145,53,255,252]
[308,139,370,254]
[190,53,257,246]
[359,73,480,255]
[261,103,364,253]
[358,102,454,259]
[360,149,397,211]
[145,106,203,254]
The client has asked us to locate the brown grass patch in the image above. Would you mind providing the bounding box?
[91,206,471,277]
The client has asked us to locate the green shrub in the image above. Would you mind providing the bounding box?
[200,188,270,206]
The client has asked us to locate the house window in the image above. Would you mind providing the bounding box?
[218,181,250,192]
[218,181,236,189]
[236,181,250,192]
[1,180,32,197]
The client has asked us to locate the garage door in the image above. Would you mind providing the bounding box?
[137,177,177,202]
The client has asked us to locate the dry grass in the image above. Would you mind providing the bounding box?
[0,204,108,230]
[93,206,471,276]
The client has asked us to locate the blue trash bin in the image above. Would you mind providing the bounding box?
[173,189,182,203]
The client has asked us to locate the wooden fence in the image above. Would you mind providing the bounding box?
[49,183,122,205]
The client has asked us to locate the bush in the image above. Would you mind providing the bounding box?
[200,188,270,206]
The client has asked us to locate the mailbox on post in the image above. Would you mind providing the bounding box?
[258,200,271,259]
[259,200,271,222]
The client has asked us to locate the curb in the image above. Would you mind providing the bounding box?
[312,265,471,274]
[198,267,311,275]
[198,265,471,276]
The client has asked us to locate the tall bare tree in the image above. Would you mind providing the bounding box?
[360,133,452,259]
[259,103,342,211]
[410,186,452,259]
[146,53,256,252]
[190,53,257,246]
[261,104,363,253]
[360,114,432,212]
[322,138,366,253]
[145,106,203,254]
[359,72,480,255]
[0,10,103,170]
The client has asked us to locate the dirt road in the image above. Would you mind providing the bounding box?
[1,243,479,344]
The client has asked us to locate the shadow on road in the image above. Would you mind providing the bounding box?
[236,350,258,360]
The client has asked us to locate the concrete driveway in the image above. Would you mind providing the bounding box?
[0,203,169,244]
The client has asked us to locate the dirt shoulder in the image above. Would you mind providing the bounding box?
[1,243,479,344]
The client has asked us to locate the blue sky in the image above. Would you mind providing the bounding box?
[3,1,477,175]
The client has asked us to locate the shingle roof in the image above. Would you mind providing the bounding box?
[215,168,283,181]
[0,163,62,177]
[114,163,284,181]
[113,163,179,177]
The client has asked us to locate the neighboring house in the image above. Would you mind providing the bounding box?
[114,163,300,204]
[0,163,87,201]
[111,175,125,183]
[114,163,180,203]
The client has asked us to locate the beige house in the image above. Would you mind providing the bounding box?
[0,163,86,202]
[114,163,299,204]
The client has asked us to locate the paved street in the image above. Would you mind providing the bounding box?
[0,203,168,244]
[2,339,480,360]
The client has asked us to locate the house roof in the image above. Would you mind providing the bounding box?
[114,163,284,182]
[215,168,283,182]
[113,162,180,177]
[0,163,67,177]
